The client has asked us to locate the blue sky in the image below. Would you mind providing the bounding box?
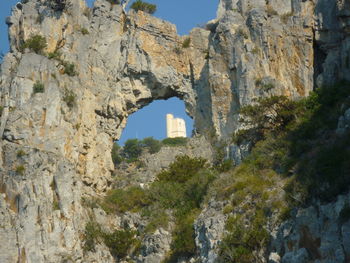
[1,0,217,144]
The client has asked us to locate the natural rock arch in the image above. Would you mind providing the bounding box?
[3,0,214,191]
[2,0,318,191]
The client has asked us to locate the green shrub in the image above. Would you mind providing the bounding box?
[123,139,143,159]
[166,211,198,261]
[144,209,170,233]
[102,155,214,262]
[233,82,350,206]
[130,0,157,14]
[103,186,151,213]
[63,88,76,108]
[222,204,233,214]
[62,62,77,76]
[261,82,275,92]
[83,221,140,259]
[83,221,102,252]
[182,38,191,48]
[148,181,185,209]
[33,81,45,94]
[80,28,89,35]
[103,229,140,259]
[0,106,3,116]
[287,133,350,203]
[215,159,233,173]
[21,35,47,54]
[46,51,77,76]
[157,155,207,183]
[142,137,162,154]
[210,82,350,262]
[234,96,299,145]
[15,165,25,175]
[283,84,350,203]
[156,157,214,261]
[48,50,61,60]
[16,150,26,158]
[52,199,60,210]
[218,210,269,263]
[162,137,188,147]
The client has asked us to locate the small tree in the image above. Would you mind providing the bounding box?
[62,62,77,76]
[122,139,142,160]
[103,229,139,259]
[22,35,47,54]
[33,81,45,93]
[233,96,298,145]
[157,155,207,183]
[182,38,191,48]
[142,137,161,154]
[130,0,157,14]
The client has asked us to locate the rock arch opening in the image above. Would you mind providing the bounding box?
[119,97,193,145]
[86,0,218,35]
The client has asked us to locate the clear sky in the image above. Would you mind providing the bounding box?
[120,98,193,144]
[0,0,218,144]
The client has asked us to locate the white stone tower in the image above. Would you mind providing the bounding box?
[166,114,187,138]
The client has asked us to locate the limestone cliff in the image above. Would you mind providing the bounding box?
[0,0,350,262]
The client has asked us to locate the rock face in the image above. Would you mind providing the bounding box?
[0,0,350,262]
[270,192,350,263]
[194,200,227,263]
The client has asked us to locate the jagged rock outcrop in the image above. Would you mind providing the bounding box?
[0,0,350,262]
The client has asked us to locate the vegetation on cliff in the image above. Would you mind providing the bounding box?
[130,0,157,14]
[83,221,140,259]
[20,35,47,54]
[233,82,350,204]
[216,81,350,261]
[92,155,215,261]
[87,83,350,262]
[111,137,188,164]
